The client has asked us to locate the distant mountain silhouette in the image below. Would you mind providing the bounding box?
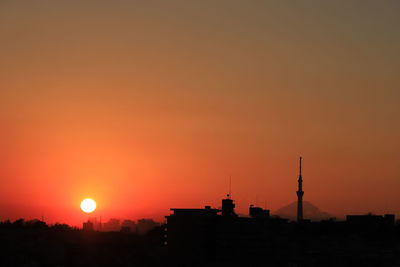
[274,201,332,221]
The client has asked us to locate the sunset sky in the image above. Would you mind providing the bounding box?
[0,1,399,226]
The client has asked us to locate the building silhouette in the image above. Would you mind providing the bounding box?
[346,213,395,228]
[103,218,121,232]
[249,205,270,218]
[221,194,237,217]
[297,156,304,222]
[82,220,94,231]
[121,219,137,233]
[137,219,160,235]
[165,195,275,262]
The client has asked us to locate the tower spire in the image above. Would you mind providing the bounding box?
[300,156,302,176]
[296,156,304,222]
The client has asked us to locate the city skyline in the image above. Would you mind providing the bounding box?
[0,156,396,226]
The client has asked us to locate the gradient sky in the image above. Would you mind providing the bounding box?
[0,0,399,226]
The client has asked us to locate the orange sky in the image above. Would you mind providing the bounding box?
[0,1,399,226]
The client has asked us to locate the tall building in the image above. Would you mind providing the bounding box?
[221,194,237,217]
[165,197,281,263]
[296,157,304,222]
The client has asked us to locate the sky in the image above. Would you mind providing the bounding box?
[0,0,399,226]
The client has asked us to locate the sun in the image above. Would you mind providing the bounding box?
[80,198,97,213]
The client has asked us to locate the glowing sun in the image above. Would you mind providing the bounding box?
[80,198,96,213]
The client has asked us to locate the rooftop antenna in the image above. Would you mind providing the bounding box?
[227,175,232,199]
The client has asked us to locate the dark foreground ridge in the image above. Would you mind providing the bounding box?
[2,160,400,266]
[0,219,165,266]
[1,207,400,266]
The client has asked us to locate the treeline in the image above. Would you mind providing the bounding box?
[0,219,76,231]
